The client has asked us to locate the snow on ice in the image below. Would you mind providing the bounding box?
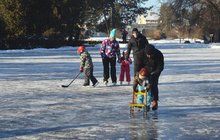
[0,41,220,139]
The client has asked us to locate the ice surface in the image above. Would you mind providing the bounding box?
[0,43,220,139]
[210,43,220,49]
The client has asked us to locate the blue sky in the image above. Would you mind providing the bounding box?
[144,0,161,13]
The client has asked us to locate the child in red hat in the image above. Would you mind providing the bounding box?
[133,68,152,110]
[77,46,98,87]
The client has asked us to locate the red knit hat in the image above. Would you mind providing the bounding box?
[77,46,85,54]
[139,68,149,77]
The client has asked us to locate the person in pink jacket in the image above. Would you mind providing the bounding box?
[119,50,132,85]
[100,29,121,86]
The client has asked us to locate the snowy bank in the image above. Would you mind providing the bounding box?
[210,43,220,49]
[85,37,204,44]
[84,37,122,42]
[150,38,204,44]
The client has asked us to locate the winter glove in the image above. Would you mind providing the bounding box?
[117,59,121,63]
[101,53,107,59]
[80,67,84,72]
[150,71,156,76]
[133,89,138,93]
[146,84,151,92]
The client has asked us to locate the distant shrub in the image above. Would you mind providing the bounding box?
[146,29,161,40]
[43,28,58,37]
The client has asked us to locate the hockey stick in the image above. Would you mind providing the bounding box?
[61,72,81,88]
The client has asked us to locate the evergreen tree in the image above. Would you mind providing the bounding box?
[22,0,54,35]
[87,0,151,33]
[0,0,25,37]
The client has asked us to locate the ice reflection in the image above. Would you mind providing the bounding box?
[129,111,158,140]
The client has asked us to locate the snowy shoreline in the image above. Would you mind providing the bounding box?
[1,38,220,53]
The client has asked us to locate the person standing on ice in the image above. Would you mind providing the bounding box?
[119,50,132,85]
[145,44,164,110]
[126,28,149,75]
[77,46,99,87]
[121,29,128,43]
[100,29,121,86]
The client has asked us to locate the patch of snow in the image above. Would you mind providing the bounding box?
[210,43,220,49]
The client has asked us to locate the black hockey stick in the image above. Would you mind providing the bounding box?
[61,72,81,88]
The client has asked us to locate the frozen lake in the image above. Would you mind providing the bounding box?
[0,44,220,139]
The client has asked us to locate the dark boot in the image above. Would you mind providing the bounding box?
[92,81,99,87]
[83,83,89,86]
[152,100,158,110]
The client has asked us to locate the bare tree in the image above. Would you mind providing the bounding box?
[159,0,220,41]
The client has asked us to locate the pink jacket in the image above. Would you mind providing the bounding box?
[100,39,120,58]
